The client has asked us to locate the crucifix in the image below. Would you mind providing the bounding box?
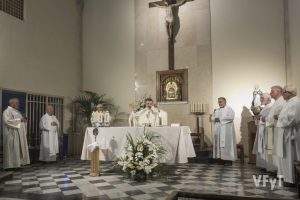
[149,0,194,70]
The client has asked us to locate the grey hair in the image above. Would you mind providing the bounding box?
[261,93,271,100]
[271,85,283,92]
[8,98,19,106]
[46,105,54,109]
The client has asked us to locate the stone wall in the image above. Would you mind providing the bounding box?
[134,0,213,139]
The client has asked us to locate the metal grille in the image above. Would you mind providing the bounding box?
[27,94,63,148]
[0,0,24,20]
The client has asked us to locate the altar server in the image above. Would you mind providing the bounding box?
[212,97,237,164]
[39,105,59,162]
[277,86,300,185]
[91,104,111,127]
[252,93,273,169]
[266,86,286,170]
[3,98,30,169]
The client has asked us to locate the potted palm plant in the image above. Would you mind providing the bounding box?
[72,90,118,126]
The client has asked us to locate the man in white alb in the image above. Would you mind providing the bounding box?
[252,93,273,170]
[3,98,30,169]
[211,97,237,165]
[266,85,286,171]
[135,98,159,127]
[277,86,300,185]
[131,98,167,127]
[39,105,59,162]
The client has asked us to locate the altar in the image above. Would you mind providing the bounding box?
[81,126,196,164]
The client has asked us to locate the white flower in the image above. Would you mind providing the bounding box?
[130,170,136,176]
[117,132,165,176]
[137,145,143,152]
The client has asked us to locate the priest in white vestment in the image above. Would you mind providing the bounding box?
[212,97,237,164]
[3,98,30,169]
[135,98,160,127]
[266,86,286,171]
[277,86,300,185]
[252,93,273,169]
[39,105,59,162]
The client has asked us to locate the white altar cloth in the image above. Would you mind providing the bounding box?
[81,126,196,164]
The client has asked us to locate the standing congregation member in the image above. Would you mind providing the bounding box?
[3,98,30,169]
[266,85,285,171]
[252,93,273,170]
[211,97,237,165]
[39,105,59,162]
[277,86,300,185]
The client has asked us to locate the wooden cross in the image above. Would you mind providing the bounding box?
[149,0,194,70]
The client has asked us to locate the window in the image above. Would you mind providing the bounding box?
[0,0,24,20]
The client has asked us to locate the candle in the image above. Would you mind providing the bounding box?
[193,102,196,113]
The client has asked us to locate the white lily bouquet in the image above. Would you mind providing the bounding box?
[117,131,166,181]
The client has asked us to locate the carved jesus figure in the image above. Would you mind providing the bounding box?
[152,0,187,41]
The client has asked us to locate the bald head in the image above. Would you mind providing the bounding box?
[9,98,19,110]
[46,105,54,116]
[270,85,283,100]
[283,85,297,100]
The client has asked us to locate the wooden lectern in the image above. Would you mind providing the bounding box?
[90,147,100,177]
[90,128,100,177]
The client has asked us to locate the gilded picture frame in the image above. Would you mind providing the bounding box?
[156,69,188,102]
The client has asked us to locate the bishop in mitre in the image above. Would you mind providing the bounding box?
[3,98,30,169]
[211,97,237,165]
[266,85,285,171]
[39,105,59,162]
[91,104,111,127]
[252,93,273,169]
[277,86,300,185]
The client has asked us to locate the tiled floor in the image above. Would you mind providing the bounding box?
[0,160,299,200]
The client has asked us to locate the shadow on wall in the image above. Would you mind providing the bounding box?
[240,106,254,162]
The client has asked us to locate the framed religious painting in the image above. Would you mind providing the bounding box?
[156,69,188,102]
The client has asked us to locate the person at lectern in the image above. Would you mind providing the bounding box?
[211,97,237,165]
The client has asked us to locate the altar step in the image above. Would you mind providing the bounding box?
[0,171,13,182]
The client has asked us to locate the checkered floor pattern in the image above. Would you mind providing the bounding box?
[0,160,299,200]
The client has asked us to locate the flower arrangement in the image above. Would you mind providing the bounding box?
[130,95,152,112]
[117,130,166,181]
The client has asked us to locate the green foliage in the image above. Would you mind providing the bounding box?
[72,90,117,125]
[117,129,166,182]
